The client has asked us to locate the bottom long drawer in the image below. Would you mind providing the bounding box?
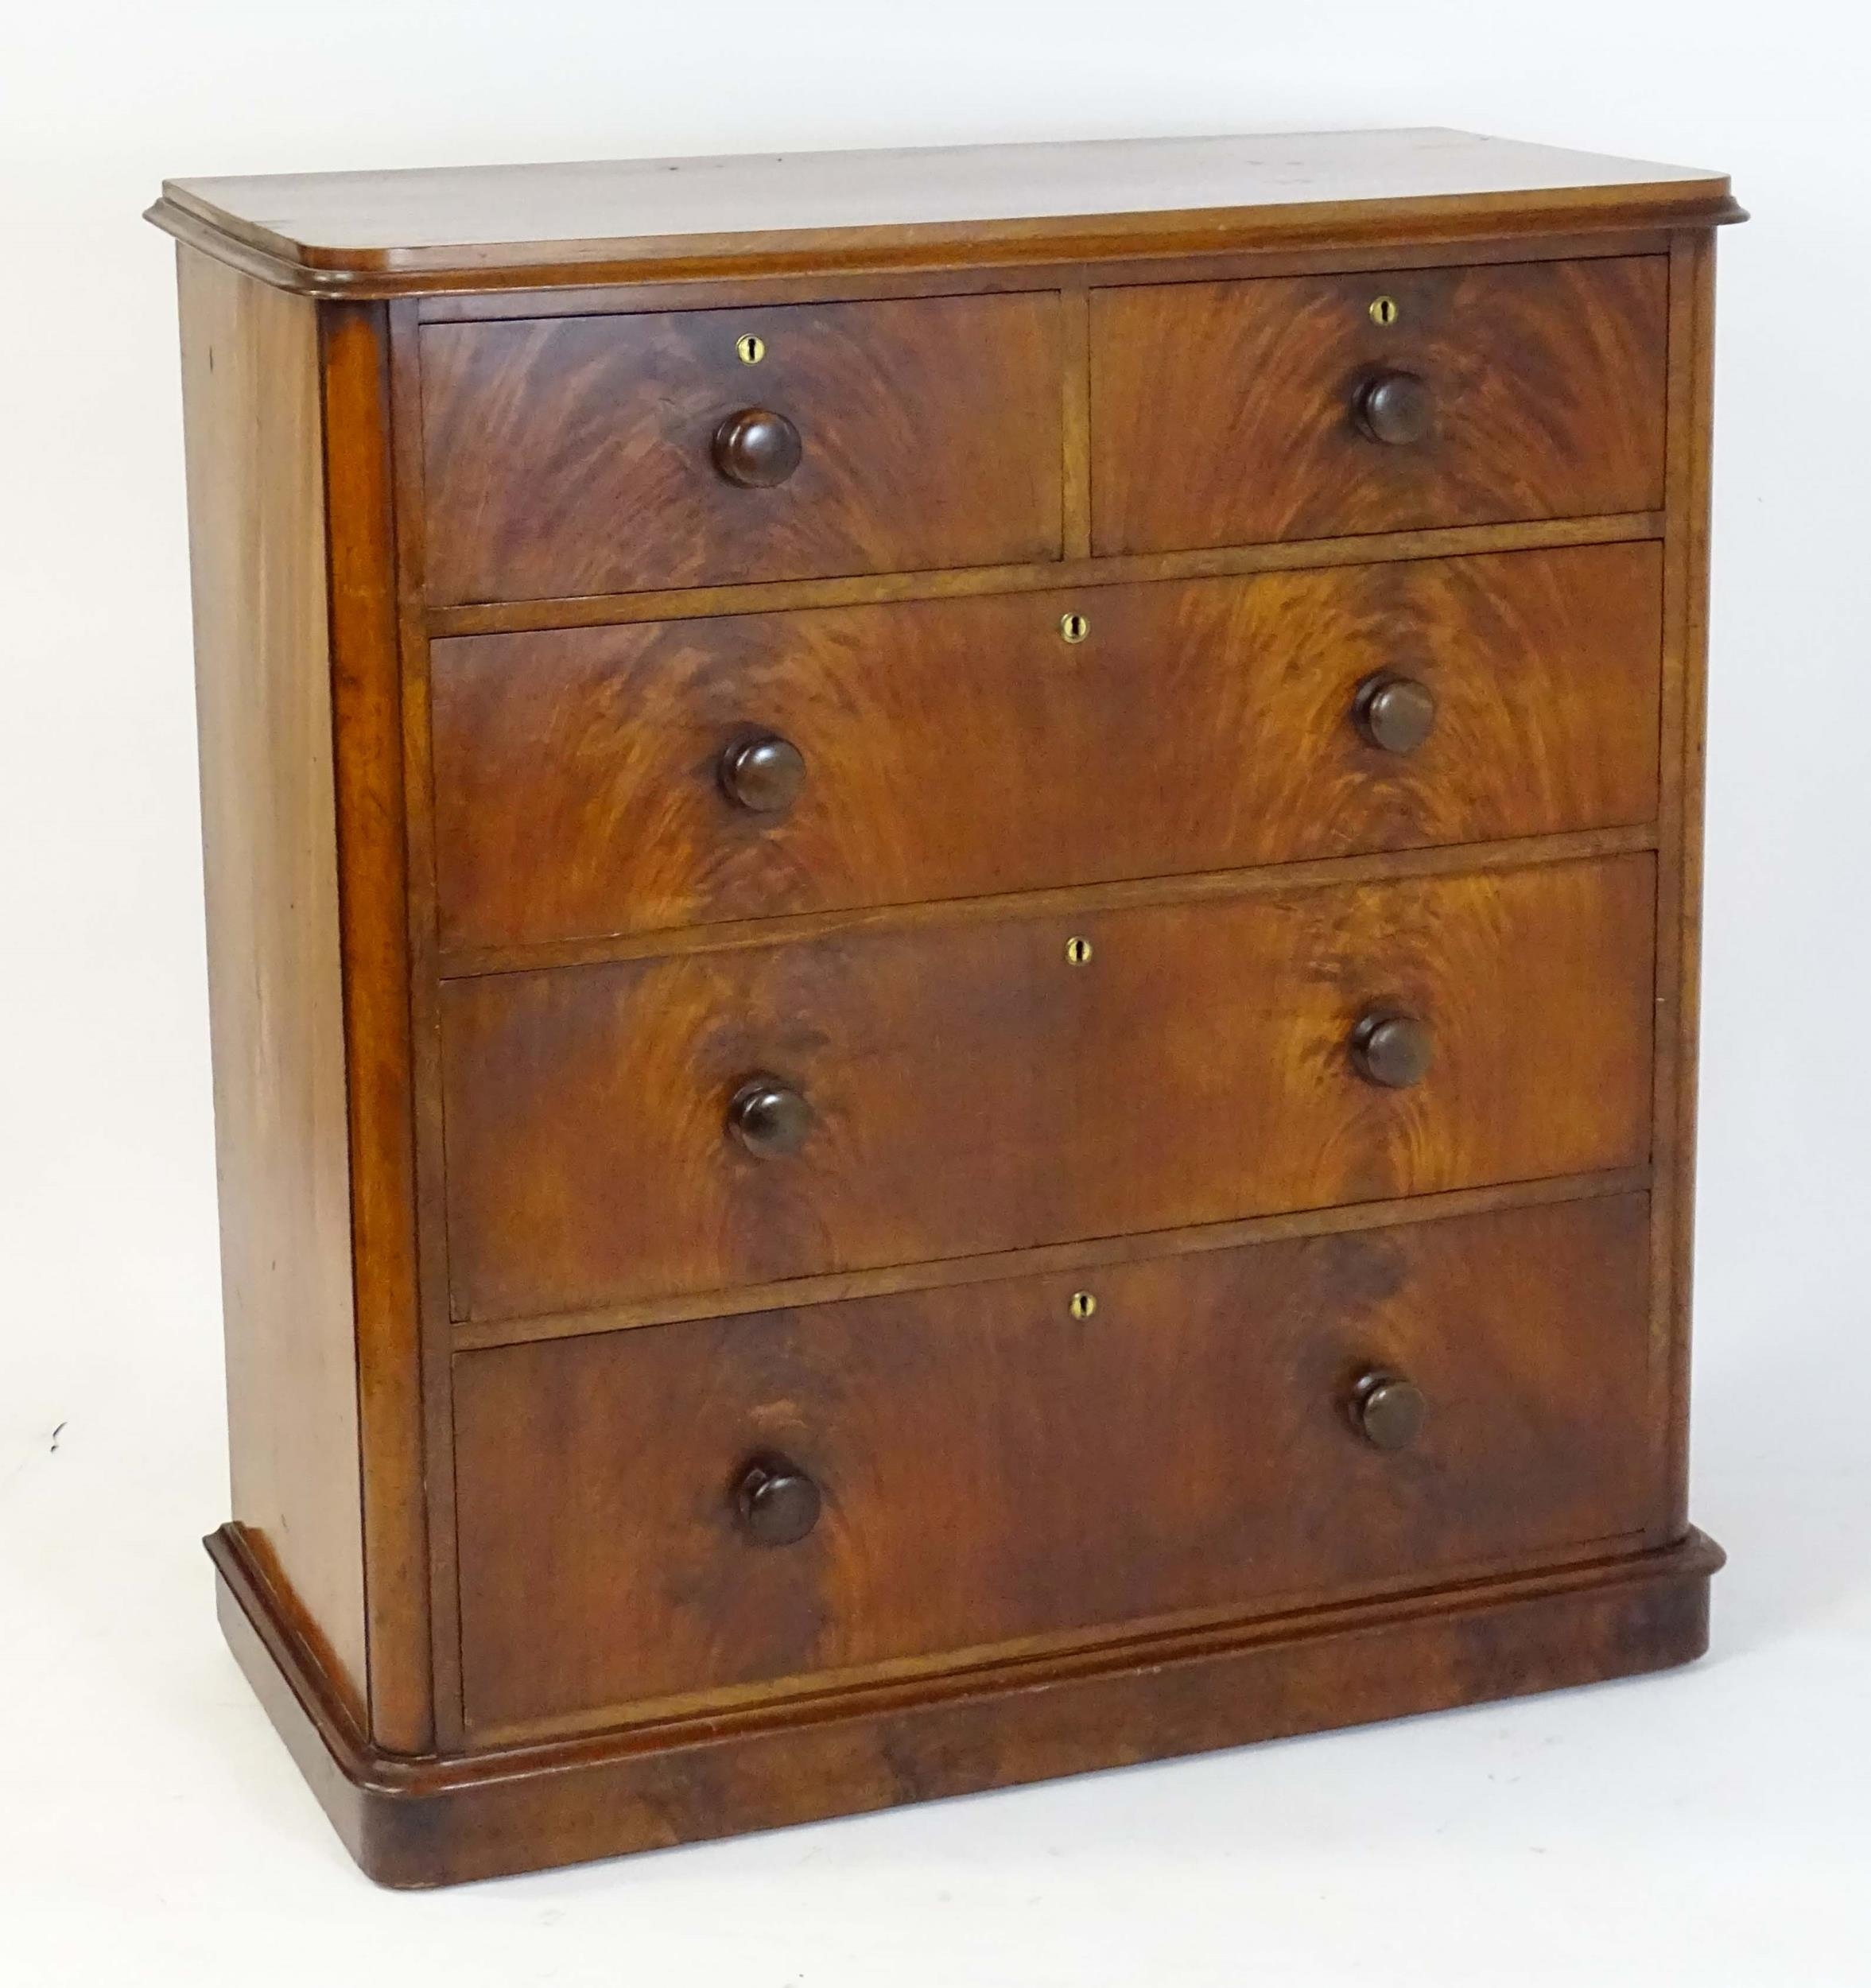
[453,1192,1656,1740]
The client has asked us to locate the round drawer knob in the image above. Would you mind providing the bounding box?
[1355,370,1432,446]
[1353,672,1438,755]
[727,1075,813,1157]
[719,734,806,813]
[712,407,803,487]
[1350,1371,1427,1451]
[734,1455,821,1546]
[1349,1011,1433,1089]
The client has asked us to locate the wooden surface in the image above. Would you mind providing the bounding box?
[159,127,1734,1882]
[1093,257,1668,550]
[452,1169,1655,1350]
[387,293,469,1753]
[453,1195,1652,1734]
[440,855,1655,1322]
[423,511,1665,645]
[1653,230,1720,1543]
[212,1516,1722,1885]
[419,293,1062,604]
[176,249,368,1719]
[147,130,1736,295]
[431,542,1661,952]
[320,305,433,1753]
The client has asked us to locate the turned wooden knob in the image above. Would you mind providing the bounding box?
[1350,1011,1432,1089]
[1349,1372,1427,1451]
[1353,673,1437,755]
[734,1455,821,1545]
[727,1075,813,1157]
[719,734,805,812]
[712,408,803,487]
[1355,370,1432,446]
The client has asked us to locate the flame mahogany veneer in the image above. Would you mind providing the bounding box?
[151,128,1740,1885]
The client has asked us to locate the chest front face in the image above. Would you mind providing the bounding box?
[157,130,1737,1885]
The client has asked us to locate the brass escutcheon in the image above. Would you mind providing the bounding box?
[736,332,766,364]
[1069,1291,1098,1321]
[1368,295,1399,327]
[1065,935,1093,965]
[1059,612,1090,643]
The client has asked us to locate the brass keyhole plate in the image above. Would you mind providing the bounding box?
[1065,936,1093,965]
[1059,612,1090,644]
[1368,295,1399,327]
[736,332,766,364]
[1068,1291,1098,1321]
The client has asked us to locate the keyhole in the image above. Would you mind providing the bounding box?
[736,333,766,364]
[1069,1291,1098,1321]
[1368,295,1399,327]
[1065,936,1093,965]
[1059,612,1090,644]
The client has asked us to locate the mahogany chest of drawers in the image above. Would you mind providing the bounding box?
[149,129,1741,1886]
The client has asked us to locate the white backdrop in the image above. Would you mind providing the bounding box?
[4,3,1868,1981]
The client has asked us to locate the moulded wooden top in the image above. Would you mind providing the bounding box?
[147,128,1739,298]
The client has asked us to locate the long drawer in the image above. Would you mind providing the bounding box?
[431,542,1663,953]
[452,1193,1656,1735]
[440,854,1656,1323]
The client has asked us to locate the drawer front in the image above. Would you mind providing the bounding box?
[453,1194,1656,1733]
[441,856,1654,1322]
[419,294,1064,604]
[433,542,1662,953]
[1091,258,1667,554]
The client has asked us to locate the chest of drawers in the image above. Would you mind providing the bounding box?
[149,128,1741,1886]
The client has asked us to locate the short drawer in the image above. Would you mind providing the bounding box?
[432,542,1662,953]
[440,855,1655,1322]
[453,1192,1656,1736]
[419,294,1064,604]
[1090,257,1667,553]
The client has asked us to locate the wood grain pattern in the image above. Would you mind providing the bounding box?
[1091,257,1668,553]
[212,1516,1722,1886]
[158,130,1735,1885]
[419,293,1062,604]
[452,1194,1654,1734]
[386,296,467,1751]
[147,130,1735,298]
[320,304,433,1753]
[453,1169,1652,1351]
[440,825,1659,982]
[424,511,1664,643]
[1654,229,1720,1542]
[441,855,1655,1322]
[410,228,1680,328]
[431,542,1662,952]
[175,248,367,1720]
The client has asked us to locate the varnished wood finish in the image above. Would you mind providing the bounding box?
[320,305,433,1754]
[148,130,1736,297]
[1092,258,1668,551]
[441,825,1659,983]
[156,131,1733,1886]
[454,1169,1652,1351]
[431,543,1661,953]
[177,248,368,1721]
[212,1516,1722,1886]
[407,228,1683,329]
[418,293,1062,604]
[441,856,1654,1322]
[177,254,436,1753]
[1653,229,1719,1541]
[388,294,466,1751]
[454,1195,1653,1735]
[422,511,1664,643]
